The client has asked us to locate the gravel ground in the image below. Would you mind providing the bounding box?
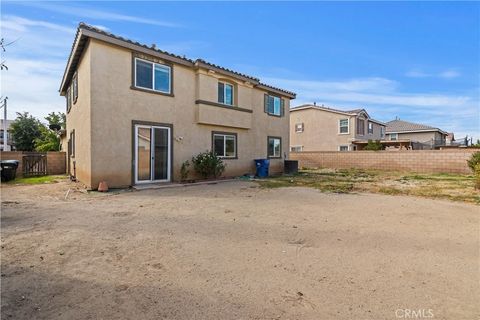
[1,180,479,320]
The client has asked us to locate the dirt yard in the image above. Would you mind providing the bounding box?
[1,179,479,319]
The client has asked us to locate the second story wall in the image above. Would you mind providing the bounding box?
[290,108,354,151]
[65,39,93,185]
[84,38,291,185]
[353,114,385,141]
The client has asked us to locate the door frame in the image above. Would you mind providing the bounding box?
[132,120,174,185]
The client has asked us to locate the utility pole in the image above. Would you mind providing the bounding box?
[0,97,7,151]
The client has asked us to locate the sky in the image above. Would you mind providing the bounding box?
[1,1,479,139]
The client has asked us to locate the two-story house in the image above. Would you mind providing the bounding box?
[386,119,448,149]
[60,24,295,189]
[290,104,386,151]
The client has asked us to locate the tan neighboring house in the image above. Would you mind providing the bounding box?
[59,24,295,189]
[385,119,448,149]
[290,104,386,151]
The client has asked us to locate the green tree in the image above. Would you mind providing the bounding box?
[45,112,66,130]
[10,112,43,151]
[35,126,60,151]
[363,140,384,151]
[34,112,66,151]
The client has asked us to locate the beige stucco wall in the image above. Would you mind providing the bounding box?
[290,109,352,151]
[72,39,290,189]
[290,108,386,151]
[65,40,92,186]
[386,131,446,144]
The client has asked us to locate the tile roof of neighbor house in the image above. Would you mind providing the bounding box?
[386,119,447,134]
[290,104,386,125]
[59,23,296,98]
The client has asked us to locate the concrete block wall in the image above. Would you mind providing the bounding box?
[46,152,67,175]
[290,149,479,174]
[0,151,66,177]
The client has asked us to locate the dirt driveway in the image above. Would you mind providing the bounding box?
[1,180,479,319]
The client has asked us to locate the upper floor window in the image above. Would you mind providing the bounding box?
[368,122,373,134]
[66,87,72,112]
[218,82,234,105]
[339,119,349,134]
[72,73,78,104]
[390,133,398,141]
[134,58,171,94]
[295,123,304,133]
[357,118,365,135]
[213,132,237,158]
[291,145,303,152]
[264,94,284,117]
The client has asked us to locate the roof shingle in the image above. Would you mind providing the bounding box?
[386,119,445,133]
[60,23,295,98]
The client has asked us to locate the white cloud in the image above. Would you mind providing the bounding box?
[16,2,182,28]
[438,69,461,79]
[1,15,75,34]
[405,68,461,79]
[405,69,430,78]
[0,14,202,123]
[266,76,479,138]
[265,77,471,108]
[1,16,71,120]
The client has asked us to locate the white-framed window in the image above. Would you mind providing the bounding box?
[264,94,283,116]
[390,133,398,141]
[72,73,78,104]
[291,145,303,152]
[268,136,281,158]
[339,145,349,151]
[134,57,171,94]
[218,81,234,105]
[380,126,385,138]
[339,119,349,134]
[295,123,304,133]
[66,86,72,112]
[213,132,237,158]
[368,122,373,134]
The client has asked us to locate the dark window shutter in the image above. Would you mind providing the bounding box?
[218,82,224,103]
[264,94,269,113]
[280,98,285,117]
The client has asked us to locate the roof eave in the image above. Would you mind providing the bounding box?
[386,129,447,134]
[290,105,355,116]
[60,23,296,98]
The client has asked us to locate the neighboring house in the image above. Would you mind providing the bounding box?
[0,119,15,151]
[290,104,386,151]
[446,132,455,145]
[60,23,295,189]
[385,119,448,149]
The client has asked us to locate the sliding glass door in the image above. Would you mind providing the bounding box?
[135,125,170,183]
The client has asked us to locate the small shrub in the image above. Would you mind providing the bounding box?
[363,139,383,151]
[467,151,480,172]
[180,160,190,181]
[475,163,480,190]
[191,151,226,179]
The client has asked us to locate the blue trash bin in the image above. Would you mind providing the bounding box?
[254,159,270,178]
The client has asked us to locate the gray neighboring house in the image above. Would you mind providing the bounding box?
[385,119,448,149]
[0,119,15,151]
